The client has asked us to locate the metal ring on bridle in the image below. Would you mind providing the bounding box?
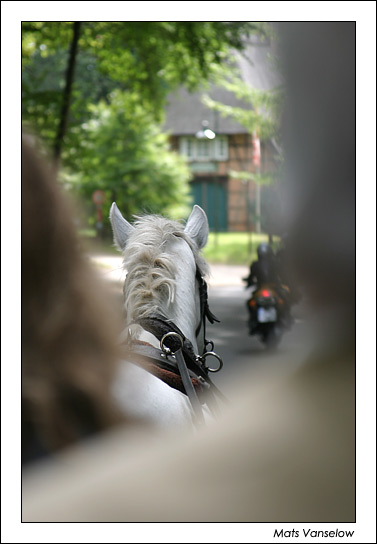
[160,332,184,355]
[201,351,223,373]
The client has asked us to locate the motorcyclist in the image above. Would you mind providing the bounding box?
[244,242,292,329]
[244,242,279,289]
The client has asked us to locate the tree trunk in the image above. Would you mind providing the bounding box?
[54,22,81,162]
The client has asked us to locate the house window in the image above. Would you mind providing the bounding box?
[179,136,228,162]
[216,136,228,160]
[198,139,210,158]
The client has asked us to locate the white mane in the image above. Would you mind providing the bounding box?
[121,214,209,324]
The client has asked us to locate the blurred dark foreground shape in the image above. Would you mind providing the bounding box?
[22,134,128,465]
[22,22,355,522]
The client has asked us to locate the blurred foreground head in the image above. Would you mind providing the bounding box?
[22,135,124,464]
[278,23,355,347]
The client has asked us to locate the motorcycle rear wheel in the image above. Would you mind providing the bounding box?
[262,325,282,349]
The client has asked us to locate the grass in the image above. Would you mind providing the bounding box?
[203,232,278,265]
[80,228,280,266]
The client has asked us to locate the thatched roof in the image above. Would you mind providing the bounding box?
[163,36,280,136]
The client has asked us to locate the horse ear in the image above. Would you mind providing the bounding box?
[109,202,135,250]
[184,205,209,249]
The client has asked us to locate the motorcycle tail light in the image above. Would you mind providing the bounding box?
[261,289,271,297]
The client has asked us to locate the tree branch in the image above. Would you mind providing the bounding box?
[54,22,81,161]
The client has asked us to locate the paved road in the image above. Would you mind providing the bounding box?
[90,255,313,391]
[204,285,313,390]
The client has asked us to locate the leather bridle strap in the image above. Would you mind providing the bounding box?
[195,270,220,348]
[155,331,205,427]
[125,342,193,376]
[134,314,228,405]
[137,314,207,380]
[174,346,205,426]
[128,339,227,404]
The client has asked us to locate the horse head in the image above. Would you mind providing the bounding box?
[110,203,211,354]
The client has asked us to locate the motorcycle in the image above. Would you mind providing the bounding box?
[245,283,292,348]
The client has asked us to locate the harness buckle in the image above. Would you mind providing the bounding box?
[160,331,184,355]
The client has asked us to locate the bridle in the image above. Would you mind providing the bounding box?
[195,269,220,353]
[124,268,226,426]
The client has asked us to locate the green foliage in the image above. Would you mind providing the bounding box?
[79,22,256,119]
[22,22,74,60]
[22,22,257,136]
[67,90,192,224]
[22,21,258,228]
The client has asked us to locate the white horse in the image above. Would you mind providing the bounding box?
[109,203,224,429]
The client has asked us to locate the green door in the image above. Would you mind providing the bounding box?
[191,179,227,231]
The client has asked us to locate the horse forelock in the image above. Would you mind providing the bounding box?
[121,215,209,323]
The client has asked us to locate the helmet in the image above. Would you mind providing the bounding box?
[257,243,273,260]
